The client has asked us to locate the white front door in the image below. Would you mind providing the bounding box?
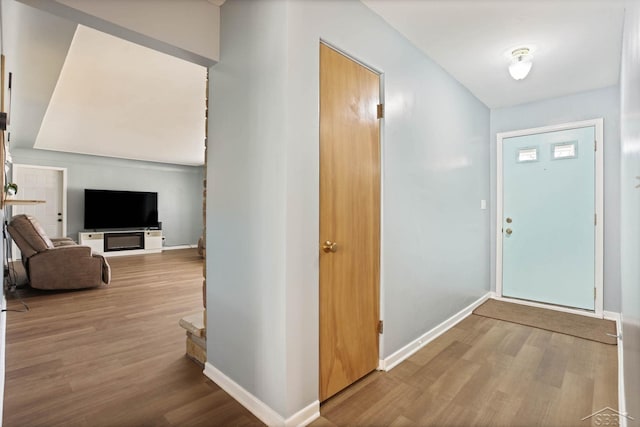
[497,119,603,313]
[11,165,67,258]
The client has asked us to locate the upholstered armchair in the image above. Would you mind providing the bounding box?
[7,214,111,290]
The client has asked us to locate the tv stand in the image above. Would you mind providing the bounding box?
[78,230,163,257]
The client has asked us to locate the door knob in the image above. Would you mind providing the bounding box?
[322,241,337,253]
[505,228,513,235]
[506,217,513,223]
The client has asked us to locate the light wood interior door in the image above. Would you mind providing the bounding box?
[319,43,381,401]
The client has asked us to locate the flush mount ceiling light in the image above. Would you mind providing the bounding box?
[508,47,533,80]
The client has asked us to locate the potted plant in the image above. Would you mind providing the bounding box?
[4,182,18,199]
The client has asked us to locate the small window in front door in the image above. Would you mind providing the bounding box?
[552,141,578,160]
[517,147,538,163]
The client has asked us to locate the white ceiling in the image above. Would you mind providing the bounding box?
[362,0,627,108]
[34,25,207,166]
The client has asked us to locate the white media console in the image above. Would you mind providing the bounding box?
[79,230,164,257]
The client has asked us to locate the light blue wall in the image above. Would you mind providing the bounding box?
[11,148,203,246]
[208,0,490,418]
[208,0,290,416]
[620,3,640,421]
[490,86,621,312]
[287,1,491,357]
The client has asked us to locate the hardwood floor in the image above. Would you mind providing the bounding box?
[4,251,618,426]
[3,249,263,427]
[312,314,618,427]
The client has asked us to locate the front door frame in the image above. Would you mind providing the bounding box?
[496,118,604,317]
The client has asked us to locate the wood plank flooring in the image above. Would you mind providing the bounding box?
[4,251,618,426]
[312,314,618,427]
[3,249,263,427]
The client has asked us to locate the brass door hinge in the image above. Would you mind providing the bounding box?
[377,104,384,119]
[377,320,384,334]
[595,214,597,226]
[595,140,597,152]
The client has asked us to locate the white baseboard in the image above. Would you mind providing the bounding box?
[379,292,492,371]
[615,313,628,427]
[203,362,320,426]
[102,249,162,257]
[203,363,282,425]
[286,400,320,427]
[603,311,621,323]
[163,244,197,251]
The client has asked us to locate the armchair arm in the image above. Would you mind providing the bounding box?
[31,245,92,257]
[27,246,108,290]
[92,253,112,284]
[51,237,76,247]
[50,237,74,242]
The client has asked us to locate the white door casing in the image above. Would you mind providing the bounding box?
[11,165,67,260]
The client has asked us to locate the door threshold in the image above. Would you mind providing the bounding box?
[493,295,603,319]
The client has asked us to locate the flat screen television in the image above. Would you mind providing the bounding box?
[84,189,159,230]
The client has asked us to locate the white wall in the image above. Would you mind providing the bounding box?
[53,0,220,62]
[17,0,220,66]
[0,0,77,151]
[490,86,621,312]
[620,2,640,421]
[11,148,204,247]
[209,0,490,419]
[2,0,207,166]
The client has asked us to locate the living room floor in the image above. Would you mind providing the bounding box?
[3,249,619,426]
[2,249,262,427]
